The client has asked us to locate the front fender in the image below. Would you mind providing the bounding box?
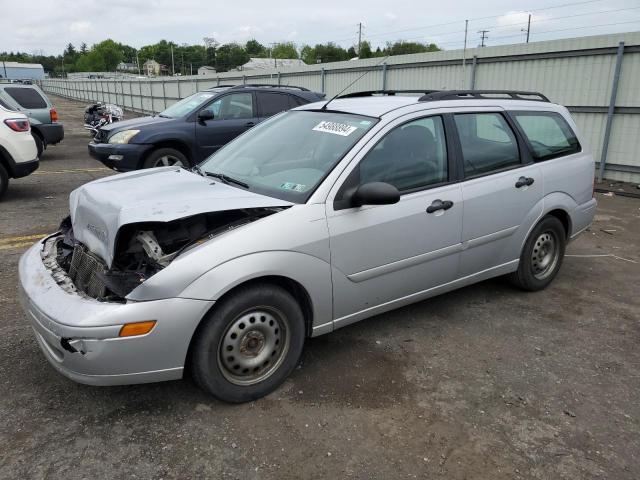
[178,251,333,334]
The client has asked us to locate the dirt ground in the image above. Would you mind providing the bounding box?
[0,95,638,479]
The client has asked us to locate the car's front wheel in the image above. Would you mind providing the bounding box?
[190,283,306,403]
[509,215,566,291]
[142,147,189,169]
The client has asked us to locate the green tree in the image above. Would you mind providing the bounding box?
[271,42,298,59]
[216,43,249,72]
[245,39,266,57]
[80,42,88,54]
[300,43,349,64]
[385,41,440,56]
[359,41,373,59]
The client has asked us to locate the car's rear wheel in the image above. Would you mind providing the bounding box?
[142,148,189,169]
[509,215,566,291]
[190,283,306,403]
[31,132,44,159]
[0,164,8,199]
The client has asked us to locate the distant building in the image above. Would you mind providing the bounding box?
[198,66,216,76]
[239,57,306,71]
[143,59,161,76]
[117,62,138,72]
[0,61,45,80]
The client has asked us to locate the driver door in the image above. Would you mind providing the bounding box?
[326,115,463,327]
[195,92,258,160]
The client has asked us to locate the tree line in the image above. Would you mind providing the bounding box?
[0,38,440,76]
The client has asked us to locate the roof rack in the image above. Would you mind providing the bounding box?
[338,89,440,99]
[229,83,311,91]
[418,90,550,102]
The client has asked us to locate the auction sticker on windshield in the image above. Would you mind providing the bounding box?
[313,121,357,136]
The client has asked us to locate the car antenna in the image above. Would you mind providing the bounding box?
[320,55,390,111]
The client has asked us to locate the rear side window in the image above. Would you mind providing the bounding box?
[288,95,307,108]
[257,92,291,117]
[454,113,520,177]
[512,112,581,161]
[4,87,47,109]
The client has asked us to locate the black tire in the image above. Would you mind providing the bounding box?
[142,147,189,169]
[32,132,44,159]
[190,284,306,403]
[509,215,566,291]
[0,163,8,200]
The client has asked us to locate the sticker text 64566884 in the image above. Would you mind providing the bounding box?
[312,121,357,136]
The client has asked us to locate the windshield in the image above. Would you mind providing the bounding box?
[160,91,220,118]
[200,110,378,202]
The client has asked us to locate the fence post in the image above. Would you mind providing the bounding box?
[243,75,246,85]
[321,68,325,94]
[277,71,281,86]
[382,63,388,90]
[598,41,625,183]
[177,77,181,100]
[470,55,478,90]
[217,76,220,86]
[161,79,167,111]
[149,79,154,114]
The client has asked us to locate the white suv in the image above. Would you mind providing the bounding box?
[0,101,39,199]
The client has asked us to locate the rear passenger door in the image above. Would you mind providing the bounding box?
[453,110,543,276]
[194,92,258,159]
[256,92,294,121]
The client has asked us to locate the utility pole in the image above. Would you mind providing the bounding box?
[357,22,362,56]
[462,19,468,88]
[170,44,175,75]
[526,14,531,43]
[269,42,277,68]
[2,60,7,79]
[478,30,489,47]
[136,50,141,75]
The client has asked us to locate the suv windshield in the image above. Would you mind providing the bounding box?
[200,110,377,202]
[160,91,220,118]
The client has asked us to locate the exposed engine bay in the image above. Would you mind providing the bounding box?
[49,207,285,302]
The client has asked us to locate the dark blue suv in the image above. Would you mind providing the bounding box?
[88,84,325,170]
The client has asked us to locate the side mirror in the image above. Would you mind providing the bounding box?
[198,109,215,122]
[352,182,400,207]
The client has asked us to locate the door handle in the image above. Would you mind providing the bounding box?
[515,176,535,188]
[426,199,454,214]
[245,121,255,127]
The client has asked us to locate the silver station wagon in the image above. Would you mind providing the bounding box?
[19,90,597,403]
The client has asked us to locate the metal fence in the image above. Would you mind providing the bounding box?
[41,31,640,183]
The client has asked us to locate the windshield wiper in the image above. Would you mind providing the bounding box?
[204,171,250,189]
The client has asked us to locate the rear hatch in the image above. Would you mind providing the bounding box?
[0,85,52,124]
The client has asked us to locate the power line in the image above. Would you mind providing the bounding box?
[376,6,640,45]
[358,0,607,41]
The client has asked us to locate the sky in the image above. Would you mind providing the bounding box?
[1,0,639,55]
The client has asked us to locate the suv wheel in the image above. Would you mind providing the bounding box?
[0,164,8,199]
[142,148,189,169]
[509,215,566,291]
[190,284,306,403]
[31,132,44,159]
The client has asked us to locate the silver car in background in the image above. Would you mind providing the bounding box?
[18,90,596,403]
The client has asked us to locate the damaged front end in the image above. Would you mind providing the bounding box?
[47,208,285,302]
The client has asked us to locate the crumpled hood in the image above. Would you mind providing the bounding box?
[99,115,171,133]
[69,167,292,267]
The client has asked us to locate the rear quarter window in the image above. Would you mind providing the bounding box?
[4,87,48,109]
[512,111,581,161]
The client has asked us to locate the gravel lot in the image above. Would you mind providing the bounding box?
[0,95,638,479]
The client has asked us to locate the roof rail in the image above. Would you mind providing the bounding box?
[230,83,311,91]
[338,89,440,99]
[419,90,550,102]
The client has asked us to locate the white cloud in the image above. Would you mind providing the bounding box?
[69,21,91,34]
